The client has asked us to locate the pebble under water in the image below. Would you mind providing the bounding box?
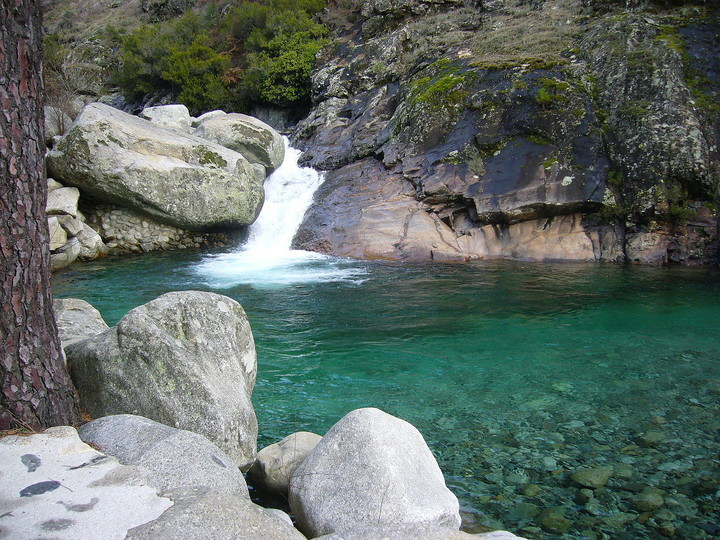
[53,254,720,539]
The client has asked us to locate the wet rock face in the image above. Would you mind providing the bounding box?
[294,1,719,263]
[581,15,715,195]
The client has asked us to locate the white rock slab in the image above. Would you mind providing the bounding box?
[0,426,172,540]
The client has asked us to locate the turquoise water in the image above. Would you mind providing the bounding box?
[53,253,720,539]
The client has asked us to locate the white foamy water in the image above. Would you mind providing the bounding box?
[194,138,366,287]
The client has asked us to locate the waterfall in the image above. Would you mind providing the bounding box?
[243,139,324,253]
[194,138,365,287]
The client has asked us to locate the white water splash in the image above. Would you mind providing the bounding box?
[194,138,366,287]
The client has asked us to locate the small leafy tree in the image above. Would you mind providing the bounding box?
[116,0,330,113]
[162,36,232,113]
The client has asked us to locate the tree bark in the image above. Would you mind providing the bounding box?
[0,0,81,429]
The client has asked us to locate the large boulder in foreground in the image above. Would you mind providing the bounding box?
[47,103,264,231]
[79,414,249,496]
[193,113,285,175]
[66,291,258,469]
[289,408,461,537]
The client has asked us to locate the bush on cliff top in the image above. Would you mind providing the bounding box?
[114,0,328,114]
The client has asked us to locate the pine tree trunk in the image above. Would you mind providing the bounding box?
[0,0,81,430]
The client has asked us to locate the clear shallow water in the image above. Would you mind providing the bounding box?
[53,255,720,539]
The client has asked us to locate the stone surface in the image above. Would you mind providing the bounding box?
[294,159,597,262]
[44,106,73,146]
[75,222,109,260]
[193,113,285,174]
[292,2,719,265]
[0,426,172,540]
[140,104,193,133]
[48,216,68,251]
[570,465,614,489]
[315,524,528,539]
[57,215,84,237]
[86,202,229,254]
[47,177,64,192]
[289,407,461,537]
[53,298,109,349]
[193,109,226,127]
[51,236,81,271]
[46,186,80,217]
[66,291,258,469]
[247,431,322,495]
[79,414,248,495]
[47,102,264,231]
[125,487,306,540]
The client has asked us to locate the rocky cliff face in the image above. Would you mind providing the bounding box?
[292,0,719,264]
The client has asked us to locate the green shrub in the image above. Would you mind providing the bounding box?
[162,36,232,113]
[115,1,329,113]
[243,31,328,106]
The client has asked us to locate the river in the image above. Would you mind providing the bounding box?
[52,142,720,538]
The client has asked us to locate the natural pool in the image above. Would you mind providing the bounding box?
[53,253,720,539]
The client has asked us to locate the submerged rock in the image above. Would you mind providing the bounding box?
[289,407,461,537]
[47,102,264,231]
[66,291,258,469]
[570,465,614,489]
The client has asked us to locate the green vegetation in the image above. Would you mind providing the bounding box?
[535,77,570,108]
[619,100,651,119]
[101,1,329,114]
[652,23,720,116]
[407,59,475,114]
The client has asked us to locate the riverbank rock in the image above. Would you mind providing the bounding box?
[53,298,109,350]
[79,414,249,495]
[46,186,80,217]
[66,291,258,469]
[289,407,461,537]
[125,488,306,540]
[44,178,110,270]
[192,113,285,174]
[247,431,322,496]
[293,1,719,265]
[0,426,172,539]
[84,202,231,254]
[47,102,264,231]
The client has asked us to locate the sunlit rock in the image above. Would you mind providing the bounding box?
[289,407,461,537]
[47,102,264,231]
[66,291,258,469]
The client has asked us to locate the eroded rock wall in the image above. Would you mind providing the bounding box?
[293,0,719,264]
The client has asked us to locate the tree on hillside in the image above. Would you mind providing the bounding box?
[0,0,81,430]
